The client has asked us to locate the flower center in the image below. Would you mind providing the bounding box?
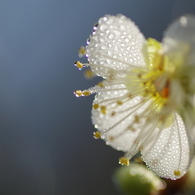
[126,38,172,113]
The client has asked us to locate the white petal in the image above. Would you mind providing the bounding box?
[86,14,145,79]
[163,15,195,65]
[142,113,193,179]
[91,83,149,153]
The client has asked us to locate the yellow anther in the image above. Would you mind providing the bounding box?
[119,157,130,166]
[100,106,107,114]
[128,126,136,132]
[82,90,91,96]
[74,61,83,70]
[134,115,140,123]
[108,136,114,141]
[111,111,116,116]
[143,89,149,97]
[74,90,82,97]
[78,46,86,57]
[153,92,157,97]
[137,73,142,78]
[93,131,101,139]
[108,73,115,80]
[159,115,166,123]
[128,94,132,99]
[134,157,143,164]
[98,82,104,88]
[174,170,181,177]
[84,69,95,79]
[93,104,99,109]
[117,100,123,105]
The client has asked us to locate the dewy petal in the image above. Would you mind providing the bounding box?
[86,14,146,79]
[142,113,194,180]
[75,14,195,180]
[163,15,195,66]
[91,82,149,152]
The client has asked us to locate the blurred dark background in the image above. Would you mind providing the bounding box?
[0,0,195,194]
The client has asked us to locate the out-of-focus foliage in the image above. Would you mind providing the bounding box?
[113,163,165,195]
[113,159,195,195]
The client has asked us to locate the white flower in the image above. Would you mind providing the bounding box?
[74,14,195,180]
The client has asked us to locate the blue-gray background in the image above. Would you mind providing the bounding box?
[0,0,195,194]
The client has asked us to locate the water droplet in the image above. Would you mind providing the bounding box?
[86,38,90,45]
[101,45,106,50]
[108,34,114,39]
[100,38,104,43]
[103,16,108,21]
[93,22,98,30]
[108,50,113,56]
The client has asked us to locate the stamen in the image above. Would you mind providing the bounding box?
[134,115,140,123]
[97,82,104,88]
[134,157,143,164]
[127,125,136,132]
[100,105,107,114]
[136,116,162,151]
[74,90,83,97]
[78,46,86,57]
[123,102,166,160]
[117,100,123,105]
[96,90,144,113]
[105,78,141,86]
[74,90,91,97]
[119,157,130,166]
[93,131,101,139]
[110,111,116,116]
[107,127,131,142]
[74,61,84,70]
[174,170,181,177]
[137,73,142,78]
[139,113,171,158]
[95,86,129,93]
[124,144,139,160]
[108,136,114,141]
[84,69,96,79]
[113,97,148,115]
[101,97,150,135]
[93,104,99,109]
[82,90,91,96]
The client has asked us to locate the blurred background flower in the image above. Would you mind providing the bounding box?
[0,0,195,194]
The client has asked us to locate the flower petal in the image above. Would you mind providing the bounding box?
[86,14,145,79]
[142,113,193,179]
[91,82,149,154]
[163,15,195,65]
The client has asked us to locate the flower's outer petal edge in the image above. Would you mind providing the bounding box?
[163,15,195,66]
[163,14,195,141]
[86,14,146,79]
[142,113,194,180]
